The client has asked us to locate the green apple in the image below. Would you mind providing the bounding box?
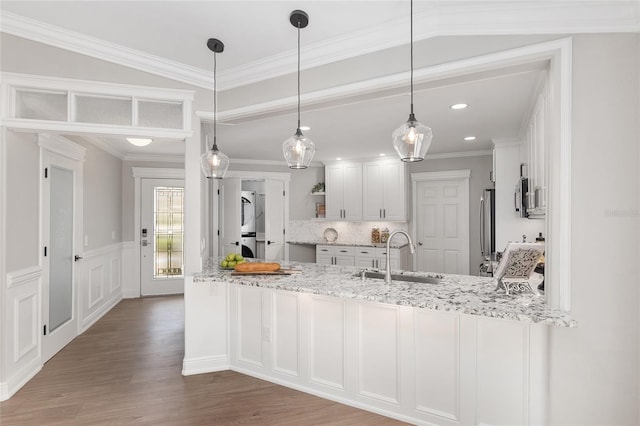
[227,260,237,268]
[220,260,228,268]
[235,254,244,262]
[237,259,246,264]
[226,253,235,261]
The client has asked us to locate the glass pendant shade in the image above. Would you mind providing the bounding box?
[392,114,433,162]
[283,129,315,169]
[200,145,229,179]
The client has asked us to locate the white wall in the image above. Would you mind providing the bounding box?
[548,33,639,425]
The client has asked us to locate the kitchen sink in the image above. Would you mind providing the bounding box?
[356,270,444,284]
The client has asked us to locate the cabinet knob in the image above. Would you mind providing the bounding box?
[418,242,423,246]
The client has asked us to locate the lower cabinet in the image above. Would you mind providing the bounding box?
[316,245,355,266]
[225,284,549,426]
[317,244,405,269]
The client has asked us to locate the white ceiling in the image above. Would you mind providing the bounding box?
[1,1,638,163]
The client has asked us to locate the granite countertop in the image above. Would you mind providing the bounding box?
[287,240,409,249]
[194,259,575,327]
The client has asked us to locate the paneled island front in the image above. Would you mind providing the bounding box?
[185,260,573,425]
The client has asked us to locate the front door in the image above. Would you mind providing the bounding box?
[42,150,81,362]
[140,178,185,296]
[415,177,469,274]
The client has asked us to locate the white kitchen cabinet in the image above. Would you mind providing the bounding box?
[522,82,548,217]
[325,162,362,220]
[355,246,403,270]
[362,159,407,221]
[316,245,355,266]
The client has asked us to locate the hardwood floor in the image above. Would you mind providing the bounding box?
[0,296,406,425]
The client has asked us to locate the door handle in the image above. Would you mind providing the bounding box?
[74,255,83,262]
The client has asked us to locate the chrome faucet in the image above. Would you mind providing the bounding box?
[385,230,416,283]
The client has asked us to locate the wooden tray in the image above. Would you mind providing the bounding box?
[231,268,301,276]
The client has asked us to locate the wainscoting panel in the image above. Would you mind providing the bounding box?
[271,291,298,378]
[308,296,345,391]
[414,310,460,421]
[357,302,400,405]
[2,266,42,401]
[79,243,123,332]
[476,318,529,426]
[237,286,264,367]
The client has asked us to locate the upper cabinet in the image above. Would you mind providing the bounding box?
[325,162,363,220]
[522,78,549,218]
[325,158,407,221]
[362,159,407,221]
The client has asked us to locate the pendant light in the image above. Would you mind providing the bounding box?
[200,38,230,179]
[392,0,433,162]
[282,10,315,169]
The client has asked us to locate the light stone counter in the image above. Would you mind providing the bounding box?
[193,259,575,327]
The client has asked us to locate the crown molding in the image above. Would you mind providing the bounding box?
[1,12,211,89]
[2,2,638,91]
[424,150,493,160]
[123,153,185,163]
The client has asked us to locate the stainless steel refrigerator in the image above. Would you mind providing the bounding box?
[479,188,496,276]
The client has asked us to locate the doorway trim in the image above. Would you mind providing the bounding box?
[211,170,291,260]
[411,169,471,274]
[38,134,85,362]
[131,167,184,298]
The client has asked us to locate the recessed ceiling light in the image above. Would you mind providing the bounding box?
[127,138,152,147]
[336,157,342,161]
[450,103,468,110]
[379,153,386,157]
[300,126,311,131]
[464,136,477,141]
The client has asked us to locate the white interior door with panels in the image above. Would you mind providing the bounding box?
[264,179,285,261]
[219,177,242,257]
[40,136,84,362]
[140,178,185,296]
[412,170,470,275]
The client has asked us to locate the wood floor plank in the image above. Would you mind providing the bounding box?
[0,296,406,425]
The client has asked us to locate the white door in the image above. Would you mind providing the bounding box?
[264,179,284,261]
[140,178,184,296]
[42,150,82,362]
[415,178,469,274]
[219,177,242,257]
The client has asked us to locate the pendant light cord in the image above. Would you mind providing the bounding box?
[297,23,301,131]
[212,51,218,150]
[410,0,414,117]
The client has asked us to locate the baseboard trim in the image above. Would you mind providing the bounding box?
[0,356,42,401]
[81,293,122,332]
[182,355,230,376]
[230,366,418,426]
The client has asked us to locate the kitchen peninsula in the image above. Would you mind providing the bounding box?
[185,260,573,425]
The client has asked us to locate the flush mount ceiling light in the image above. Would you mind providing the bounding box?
[464,136,477,141]
[392,0,433,162]
[450,103,468,110]
[200,38,230,179]
[282,10,316,169]
[127,137,152,147]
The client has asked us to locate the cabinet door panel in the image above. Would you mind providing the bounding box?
[342,163,362,220]
[325,165,344,220]
[362,162,383,220]
[381,162,406,220]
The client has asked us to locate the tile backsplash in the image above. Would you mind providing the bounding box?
[288,220,409,245]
